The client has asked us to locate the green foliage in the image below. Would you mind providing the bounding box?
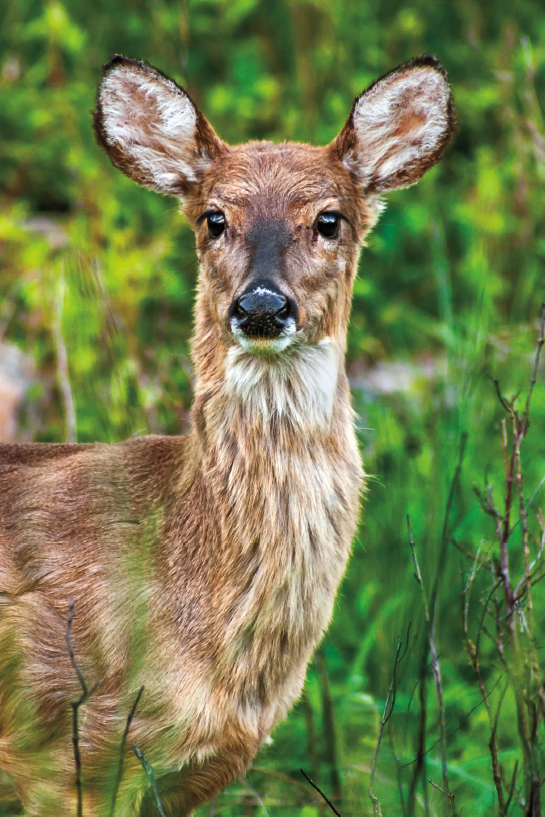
[1,0,544,814]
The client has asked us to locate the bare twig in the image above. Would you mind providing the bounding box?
[489,681,509,803]
[66,598,99,817]
[462,541,484,638]
[408,624,429,815]
[521,303,545,435]
[401,677,502,769]
[507,473,545,545]
[109,685,145,817]
[433,433,468,610]
[453,538,490,569]
[462,558,505,812]
[407,516,451,817]
[428,780,458,817]
[132,742,167,817]
[300,769,342,817]
[490,376,513,415]
[389,723,407,817]
[369,633,407,817]
[479,306,545,814]
[499,419,516,620]
[505,760,519,813]
[514,551,545,601]
[476,580,503,660]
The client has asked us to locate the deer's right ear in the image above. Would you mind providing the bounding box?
[333,56,455,195]
[93,56,223,198]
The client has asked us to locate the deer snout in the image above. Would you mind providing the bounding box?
[229,283,298,340]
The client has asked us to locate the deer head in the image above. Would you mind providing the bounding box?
[94,56,454,375]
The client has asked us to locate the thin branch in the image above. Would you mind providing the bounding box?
[521,303,545,436]
[408,516,430,623]
[408,517,451,817]
[369,634,406,817]
[132,742,167,817]
[514,425,533,634]
[462,556,506,817]
[401,678,501,769]
[428,780,458,817]
[109,686,145,817]
[476,580,503,660]
[490,376,513,415]
[389,723,407,817]
[452,538,490,569]
[491,682,509,751]
[463,541,485,638]
[514,559,545,601]
[507,474,545,545]
[66,598,99,817]
[432,433,468,611]
[300,770,342,817]
[504,760,519,813]
[500,420,516,619]
[408,619,429,813]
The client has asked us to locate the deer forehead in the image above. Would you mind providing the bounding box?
[192,141,363,220]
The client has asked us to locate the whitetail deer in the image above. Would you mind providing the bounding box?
[0,55,454,815]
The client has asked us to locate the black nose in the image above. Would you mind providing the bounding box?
[229,284,297,339]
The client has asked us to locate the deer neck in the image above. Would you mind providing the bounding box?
[188,320,361,557]
[191,328,350,459]
[185,319,360,698]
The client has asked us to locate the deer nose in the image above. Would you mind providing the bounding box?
[229,284,297,339]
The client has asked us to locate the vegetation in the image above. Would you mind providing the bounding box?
[1,0,544,814]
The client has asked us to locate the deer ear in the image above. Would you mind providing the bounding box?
[333,56,455,194]
[93,56,223,198]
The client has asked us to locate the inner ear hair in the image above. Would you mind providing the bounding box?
[334,55,456,194]
[93,56,223,198]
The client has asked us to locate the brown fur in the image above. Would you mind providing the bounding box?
[0,55,454,815]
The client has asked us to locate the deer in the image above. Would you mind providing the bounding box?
[0,54,454,815]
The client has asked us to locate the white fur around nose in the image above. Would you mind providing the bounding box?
[100,66,207,194]
[345,66,450,191]
[225,339,340,433]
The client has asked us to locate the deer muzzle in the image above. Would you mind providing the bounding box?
[229,282,298,340]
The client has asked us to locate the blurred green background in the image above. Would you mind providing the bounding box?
[0,0,544,814]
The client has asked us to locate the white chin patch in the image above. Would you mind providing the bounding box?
[224,337,340,432]
[230,320,297,355]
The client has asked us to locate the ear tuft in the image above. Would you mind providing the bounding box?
[93,56,223,198]
[334,56,455,194]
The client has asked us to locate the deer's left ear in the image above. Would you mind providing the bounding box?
[93,56,224,199]
[333,56,455,194]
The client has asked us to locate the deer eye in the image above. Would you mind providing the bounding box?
[316,212,340,239]
[207,212,226,238]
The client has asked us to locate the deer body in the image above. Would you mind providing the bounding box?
[0,56,454,815]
